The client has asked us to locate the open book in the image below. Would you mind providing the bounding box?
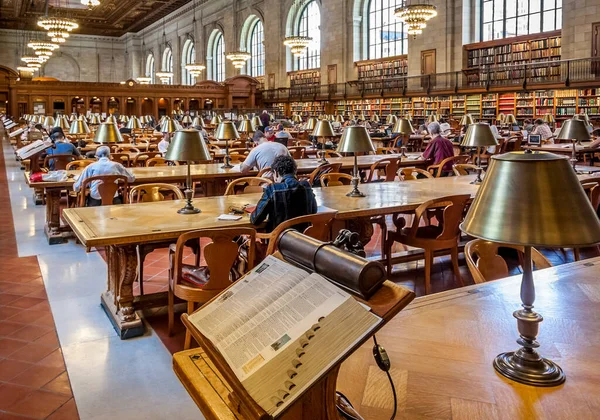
[188,255,382,417]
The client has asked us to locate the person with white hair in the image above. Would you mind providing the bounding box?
[260,109,271,131]
[421,122,455,176]
[74,146,135,206]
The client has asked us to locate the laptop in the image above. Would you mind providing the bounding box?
[385,129,392,136]
[528,134,541,145]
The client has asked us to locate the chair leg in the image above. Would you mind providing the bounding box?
[574,248,581,261]
[424,249,433,295]
[451,246,464,287]
[167,286,174,337]
[184,301,196,350]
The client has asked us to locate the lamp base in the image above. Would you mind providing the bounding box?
[177,206,201,215]
[493,351,565,387]
[346,189,365,197]
[221,163,234,169]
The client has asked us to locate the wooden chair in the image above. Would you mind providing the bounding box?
[224,177,273,195]
[256,212,337,256]
[465,239,551,284]
[427,155,470,177]
[385,194,471,294]
[229,154,246,164]
[116,146,141,153]
[324,150,342,158]
[148,143,158,152]
[365,157,401,183]
[399,167,434,181]
[110,153,131,167]
[503,136,522,153]
[65,159,95,170]
[295,140,312,147]
[146,157,180,167]
[377,147,400,155]
[132,151,162,167]
[452,163,483,176]
[43,154,75,170]
[229,148,249,156]
[168,228,257,349]
[207,144,221,153]
[573,178,600,260]
[77,174,130,207]
[257,167,272,177]
[288,146,306,159]
[320,173,353,187]
[230,140,245,148]
[302,163,343,187]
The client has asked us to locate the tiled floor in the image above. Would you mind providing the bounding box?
[0,137,79,419]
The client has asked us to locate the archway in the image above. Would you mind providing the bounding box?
[189,99,200,115]
[158,98,169,117]
[90,97,102,114]
[108,97,120,115]
[52,100,65,116]
[72,97,85,115]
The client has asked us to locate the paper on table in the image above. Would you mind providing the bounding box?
[188,255,350,381]
[217,214,243,221]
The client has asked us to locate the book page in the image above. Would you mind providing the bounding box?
[188,255,351,381]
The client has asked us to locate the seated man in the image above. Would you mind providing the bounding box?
[250,155,318,232]
[45,127,82,169]
[421,122,455,176]
[240,130,290,178]
[74,146,135,206]
[158,132,172,153]
[530,118,554,144]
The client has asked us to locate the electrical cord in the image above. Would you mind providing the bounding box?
[372,335,397,420]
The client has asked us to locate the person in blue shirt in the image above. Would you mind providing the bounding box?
[250,155,317,233]
[45,127,82,170]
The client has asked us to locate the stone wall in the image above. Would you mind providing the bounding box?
[561,0,600,60]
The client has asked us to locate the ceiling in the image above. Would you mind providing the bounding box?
[0,0,193,37]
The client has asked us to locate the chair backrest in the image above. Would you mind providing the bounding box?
[257,166,272,177]
[207,144,221,153]
[452,163,482,176]
[377,147,400,155]
[43,154,75,170]
[307,163,343,186]
[132,151,162,166]
[366,157,401,182]
[265,211,338,255]
[503,136,522,153]
[173,228,256,293]
[465,239,552,284]
[129,183,184,203]
[324,150,342,158]
[110,153,131,167]
[581,178,600,212]
[224,177,273,195]
[399,167,433,181]
[78,174,130,206]
[117,146,141,153]
[320,172,353,187]
[407,194,471,241]
[148,143,158,151]
[231,140,245,148]
[296,140,312,147]
[229,154,246,164]
[65,159,95,171]
[288,146,306,159]
[229,148,249,156]
[430,155,470,177]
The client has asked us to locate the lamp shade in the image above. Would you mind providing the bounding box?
[505,114,517,124]
[160,118,178,133]
[69,114,77,123]
[293,115,303,123]
[251,116,262,131]
[392,118,414,135]
[69,118,90,135]
[210,115,219,125]
[336,115,344,123]
[575,113,590,124]
[305,117,318,131]
[542,114,555,124]
[105,115,118,124]
[182,115,193,124]
[43,116,55,127]
[126,116,142,130]
[372,114,380,123]
[497,113,506,123]
[93,123,123,144]
[312,120,336,137]
[459,114,475,126]
[192,117,205,128]
[238,119,252,133]
[217,115,223,123]
[337,126,376,154]
[54,116,70,130]
[461,152,600,248]
[386,114,398,125]
[427,114,438,124]
[164,129,211,162]
[556,119,591,142]
[214,121,240,140]
[90,115,102,124]
[460,123,499,147]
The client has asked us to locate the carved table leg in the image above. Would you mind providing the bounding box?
[43,187,75,245]
[101,245,145,339]
[33,187,44,205]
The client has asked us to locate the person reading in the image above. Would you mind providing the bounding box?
[421,122,455,176]
[239,130,290,179]
[45,127,82,169]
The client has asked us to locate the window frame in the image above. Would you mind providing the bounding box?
[212,32,225,82]
[249,19,265,77]
[296,0,321,71]
[366,0,407,60]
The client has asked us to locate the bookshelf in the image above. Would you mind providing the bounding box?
[481,93,497,121]
[356,56,408,80]
[498,93,515,116]
[464,31,562,86]
[451,95,466,116]
[289,70,321,89]
[535,90,554,118]
[555,89,577,119]
[466,94,481,119]
[515,92,534,119]
[290,101,325,117]
[577,88,600,117]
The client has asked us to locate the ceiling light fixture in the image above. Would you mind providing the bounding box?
[37,17,79,43]
[155,72,173,84]
[27,41,59,58]
[283,36,312,57]
[226,51,251,69]
[21,56,45,69]
[394,1,437,38]
[80,0,100,9]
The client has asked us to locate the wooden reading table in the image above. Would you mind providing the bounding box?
[62,177,478,339]
[174,257,600,419]
[26,154,426,244]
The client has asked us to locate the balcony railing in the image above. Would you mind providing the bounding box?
[262,57,600,103]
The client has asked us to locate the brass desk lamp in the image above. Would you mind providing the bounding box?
[215,121,240,169]
[460,123,498,184]
[392,118,414,156]
[312,120,336,164]
[556,118,591,172]
[337,126,375,197]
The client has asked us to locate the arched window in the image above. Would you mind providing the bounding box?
[208,31,225,82]
[367,0,407,59]
[249,20,264,77]
[182,39,196,85]
[297,1,320,71]
[481,0,562,41]
[146,54,155,83]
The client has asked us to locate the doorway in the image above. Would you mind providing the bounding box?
[421,49,436,89]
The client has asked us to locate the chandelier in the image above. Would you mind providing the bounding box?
[226,51,251,69]
[394,2,437,37]
[185,64,206,77]
[21,56,45,69]
[37,17,79,43]
[27,41,59,58]
[155,71,173,83]
[283,36,312,57]
[81,0,100,9]
[136,76,152,84]
[17,66,37,74]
